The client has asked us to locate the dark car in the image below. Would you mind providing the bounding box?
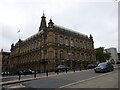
[1,72,12,76]
[19,69,35,75]
[116,61,120,64]
[94,62,114,73]
[17,70,24,75]
[55,65,70,72]
[86,64,97,69]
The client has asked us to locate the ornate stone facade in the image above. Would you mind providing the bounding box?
[10,14,95,74]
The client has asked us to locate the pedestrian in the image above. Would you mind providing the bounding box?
[34,70,36,78]
[57,69,59,75]
[19,74,21,80]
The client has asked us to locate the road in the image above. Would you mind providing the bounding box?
[1,64,119,89]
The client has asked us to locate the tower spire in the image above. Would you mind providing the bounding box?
[39,12,47,32]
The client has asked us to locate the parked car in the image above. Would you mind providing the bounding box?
[17,70,24,75]
[86,64,97,69]
[1,72,12,76]
[116,61,120,64]
[18,69,35,75]
[94,62,114,73]
[55,65,70,72]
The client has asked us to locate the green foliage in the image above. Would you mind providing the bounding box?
[95,47,111,63]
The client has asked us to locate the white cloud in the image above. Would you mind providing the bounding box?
[0,0,118,52]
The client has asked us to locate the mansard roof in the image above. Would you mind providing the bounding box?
[16,24,89,46]
[15,16,90,46]
[53,25,89,40]
[15,32,43,46]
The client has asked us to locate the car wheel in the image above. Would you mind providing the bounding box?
[111,68,114,71]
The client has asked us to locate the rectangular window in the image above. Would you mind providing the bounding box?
[71,40,74,47]
[65,38,69,46]
[76,41,79,47]
[60,37,64,45]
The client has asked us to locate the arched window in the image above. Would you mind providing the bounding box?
[70,39,74,47]
[80,41,84,48]
[84,42,87,49]
[60,50,64,59]
[71,52,74,60]
[77,53,79,59]
[65,38,69,46]
[60,50,64,64]
[60,36,64,45]
[38,41,40,48]
[76,40,79,47]
[41,50,44,59]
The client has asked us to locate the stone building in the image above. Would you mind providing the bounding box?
[0,49,10,72]
[10,13,95,73]
[106,47,118,64]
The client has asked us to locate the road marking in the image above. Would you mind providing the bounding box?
[57,71,114,88]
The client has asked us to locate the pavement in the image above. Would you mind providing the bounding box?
[61,69,118,88]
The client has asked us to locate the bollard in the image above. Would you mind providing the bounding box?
[19,74,21,80]
[57,70,59,75]
[74,69,75,72]
[66,68,67,73]
[80,67,81,71]
[34,71,36,78]
[73,68,75,72]
[46,70,48,76]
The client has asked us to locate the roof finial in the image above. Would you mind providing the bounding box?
[48,17,54,27]
[1,49,3,52]
[50,17,52,22]
[43,10,45,16]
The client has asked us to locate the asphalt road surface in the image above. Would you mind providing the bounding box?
[2,64,119,89]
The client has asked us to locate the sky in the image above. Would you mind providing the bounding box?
[0,0,119,52]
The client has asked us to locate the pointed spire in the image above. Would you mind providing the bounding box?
[39,12,47,32]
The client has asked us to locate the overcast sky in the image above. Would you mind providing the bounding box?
[0,0,119,52]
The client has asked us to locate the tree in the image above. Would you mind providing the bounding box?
[95,47,111,63]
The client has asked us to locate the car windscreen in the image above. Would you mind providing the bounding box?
[98,63,106,66]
